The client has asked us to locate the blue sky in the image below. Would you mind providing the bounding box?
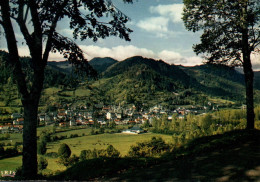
[73,0,204,66]
[1,0,259,68]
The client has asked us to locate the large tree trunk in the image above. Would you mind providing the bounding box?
[21,62,45,178]
[22,98,39,178]
[243,59,255,129]
[241,5,255,130]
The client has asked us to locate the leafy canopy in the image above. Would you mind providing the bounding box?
[183,0,260,65]
[1,0,133,75]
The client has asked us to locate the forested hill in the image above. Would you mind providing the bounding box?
[179,64,247,101]
[103,56,197,88]
[0,51,77,88]
[89,57,118,74]
[1,50,260,107]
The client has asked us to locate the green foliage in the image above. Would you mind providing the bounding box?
[105,145,120,158]
[45,152,59,158]
[200,114,213,130]
[128,137,171,157]
[58,143,71,159]
[151,108,252,146]
[38,157,48,171]
[182,0,260,62]
[0,147,19,158]
[0,145,4,156]
[79,145,120,161]
[37,140,47,155]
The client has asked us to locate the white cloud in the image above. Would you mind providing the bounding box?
[15,44,204,67]
[17,46,30,57]
[158,50,182,61]
[71,45,203,66]
[136,3,184,37]
[251,53,260,71]
[150,4,184,23]
[79,45,156,61]
[158,50,203,66]
[137,17,169,37]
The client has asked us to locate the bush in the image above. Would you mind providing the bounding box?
[0,145,4,156]
[79,149,94,161]
[105,145,120,158]
[128,137,171,157]
[67,154,79,166]
[69,134,79,138]
[38,157,48,170]
[4,147,19,157]
[37,140,47,155]
[79,145,120,161]
[58,143,71,159]
[45,152,59,158]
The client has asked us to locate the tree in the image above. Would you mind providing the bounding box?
[38,157,48,171]
[0,0,133,178]
[58,143,71,159]
[37,140,47,155]
[183,0,260,129]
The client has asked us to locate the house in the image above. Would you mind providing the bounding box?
[115,113,122,119]
[69,120,76,126]
[106,112,115,120]
[39,114,45,122]
[128,120,136,125]
[57,109,66,119]
[13,118,24,125]
[11,113,22,119]
[122,125,144,134]
[97,118,106,125]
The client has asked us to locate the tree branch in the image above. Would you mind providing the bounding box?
[27,0,43,59]
[0,0,29,98]
[43,0,70,63]
[17,0,33,47]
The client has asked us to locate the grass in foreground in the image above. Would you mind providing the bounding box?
[49,129,260,181]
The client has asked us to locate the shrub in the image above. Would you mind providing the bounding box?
[38,157,48,171]
[79,145,120,161]
[37,140,47,155]
[105,145,120,158]
[128,137,170,157]
[45,152,59,158]
[5,147,18,157]
[79,149,94,161]
[0,145,4,156]
[67,154,79,166]
[58,143,71,159]
[69,134,79,138]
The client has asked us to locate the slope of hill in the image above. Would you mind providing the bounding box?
[89,57,118,74]
[52,130,260,181]
[93,56,202,108]
[47,61,73,74]
[180,64,246,102]
[2,49,260,108]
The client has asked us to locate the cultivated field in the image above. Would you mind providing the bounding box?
[0,128,173,173]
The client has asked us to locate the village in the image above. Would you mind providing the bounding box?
[0,103,216,134]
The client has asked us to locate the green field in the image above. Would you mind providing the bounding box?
[0,130,172,173]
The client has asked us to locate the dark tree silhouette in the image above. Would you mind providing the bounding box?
[0,0,132,178]
[183,0,260,129]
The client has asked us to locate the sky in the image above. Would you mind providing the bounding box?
[0,0,259,69]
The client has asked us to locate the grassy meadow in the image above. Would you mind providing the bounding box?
[0,127,173,173]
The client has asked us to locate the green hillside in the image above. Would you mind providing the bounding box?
[180,64,246,102]
[1,50,260,110]
[89,57,118,74]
